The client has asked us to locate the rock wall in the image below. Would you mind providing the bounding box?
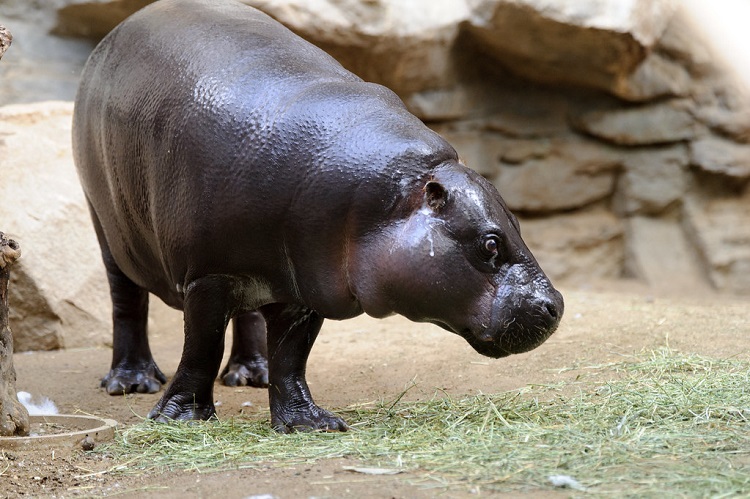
[0,0,748,350]
[0,103,111,351]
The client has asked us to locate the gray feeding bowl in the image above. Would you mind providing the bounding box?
[0,414,117,450]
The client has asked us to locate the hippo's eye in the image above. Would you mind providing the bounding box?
[481,234,500,259]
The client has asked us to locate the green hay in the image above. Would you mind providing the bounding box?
[102,348,750,496]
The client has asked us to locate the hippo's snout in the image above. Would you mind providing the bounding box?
[539,288,564,324]
[464,284,564,359]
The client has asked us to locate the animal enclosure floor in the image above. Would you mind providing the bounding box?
[4,281,749,498]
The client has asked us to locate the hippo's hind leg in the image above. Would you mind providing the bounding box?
[148,276,232,421]
[220,310,269,387]
[263,303,348,433]
[90,205,166,395]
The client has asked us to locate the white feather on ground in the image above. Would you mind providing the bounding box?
[17,391,59,415]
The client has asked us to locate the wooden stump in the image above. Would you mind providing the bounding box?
[0,233,29,436]
[0,25,11,60]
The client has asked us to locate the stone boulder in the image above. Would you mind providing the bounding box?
[0,102,111,351]
[53,0,470,99]
[519,208,624,283]
[464,0,678,100]
[490,135,622,213]
[689,136,750,183]
[0,18,94,107]
[612,52,692,102]
[613,145,689,216]
[655,6,715,77]
[246,0,470,97]
[573,99,702,146]
[54,0,153,39]
[696,104,750,144]
[683,192,750,295]
[623,216,712,294]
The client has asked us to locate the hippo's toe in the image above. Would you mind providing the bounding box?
[271,405,349,433]
[220,358,269,388]
[101,364,167,395]
[147,392,217,421]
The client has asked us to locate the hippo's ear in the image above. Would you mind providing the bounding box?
[424,180,447,212]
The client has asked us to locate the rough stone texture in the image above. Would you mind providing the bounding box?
[696,105,750,143]
[0,102,111,351]
[613,52,693,102]
[491,135,622,213]
[0,25,11,59]
[0,234,30,436]
[0,0,72,18]
[0,19,94,106]
[465,0,677,99]
[689,136,750,182]
[420,73,574,127]
[614,145,689,216]
[623,216,711,294]
[247,0,470,97]
[683,191,750,295]
[404,86,478,122]
[54,0,470,98]
[429,130,502,178]
[519,208,624,283]
[54,0,153,39]
[656,6,715,76]
[574,99,702,146]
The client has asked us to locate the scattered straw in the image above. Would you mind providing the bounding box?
[102,348,750,496]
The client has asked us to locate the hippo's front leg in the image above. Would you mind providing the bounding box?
[263,304,348,433]
[148,277,231,421]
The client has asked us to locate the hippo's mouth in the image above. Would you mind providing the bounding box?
[428,321,516,358]
[430,292,563,359]
[462,325,554,359]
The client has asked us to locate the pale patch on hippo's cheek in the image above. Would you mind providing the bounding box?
[390,208,447,261]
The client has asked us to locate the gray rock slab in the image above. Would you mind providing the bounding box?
[491,136,622,213]
[613,52,693,102]
[465,0,677,99]
[623,216,711,293]
[0,19,94,106]
[614,145,689,216]
[574,99,702,146]
[689,136,750,181]
[519,208,624,283]
[0,102,110,351]
[683,193,750,295]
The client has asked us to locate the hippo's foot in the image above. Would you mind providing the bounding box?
[101,363,167,395]
[147,391,216,421]
[220,356,269,388]
[271,403,349,433]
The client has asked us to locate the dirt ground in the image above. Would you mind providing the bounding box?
[2,280,749,498]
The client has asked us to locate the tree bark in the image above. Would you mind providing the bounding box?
[0,233,29,436]
[0,25,12,60]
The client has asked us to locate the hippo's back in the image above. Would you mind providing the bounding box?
[74,0,453,306]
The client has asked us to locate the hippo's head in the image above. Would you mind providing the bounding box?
[351,161,563,358]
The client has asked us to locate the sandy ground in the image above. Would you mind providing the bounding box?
[2,280,749,498]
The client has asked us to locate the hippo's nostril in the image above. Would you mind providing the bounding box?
[544,300,559,320]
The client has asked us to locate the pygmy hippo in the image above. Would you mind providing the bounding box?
[73,0,563,432]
